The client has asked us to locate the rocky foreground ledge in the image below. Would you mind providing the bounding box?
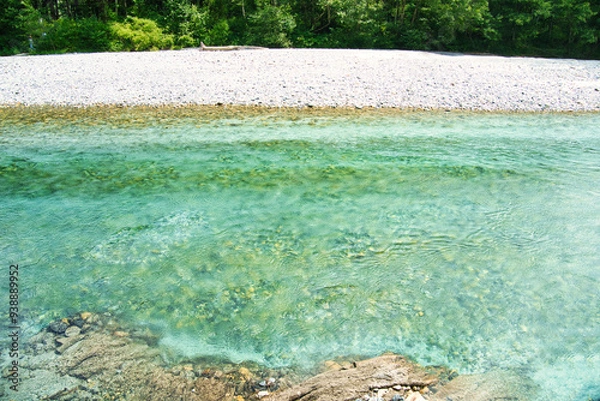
[1,48,600,111]
[1,312,536,401]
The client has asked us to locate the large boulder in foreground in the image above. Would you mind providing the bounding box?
[264,354,539,401]
[265,353,438,401]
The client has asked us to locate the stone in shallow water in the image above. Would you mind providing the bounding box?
[71,316,85,328]
[5,369,84,401]
[48,320,68,334]
[55,335,82,354]
[239,367,253,381]
[64,325,81,337]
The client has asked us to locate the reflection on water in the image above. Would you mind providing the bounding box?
[1,108,599,400]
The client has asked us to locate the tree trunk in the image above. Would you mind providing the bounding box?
[399,0,406,24]
[411,0,420,25]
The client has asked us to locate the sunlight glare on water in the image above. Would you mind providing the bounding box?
[1,109,599,400]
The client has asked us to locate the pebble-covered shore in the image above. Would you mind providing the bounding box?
[1,48,600,111]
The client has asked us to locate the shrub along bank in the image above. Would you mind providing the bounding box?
[1,0,599,59]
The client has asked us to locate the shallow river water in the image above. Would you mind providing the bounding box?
[1,108,599,400]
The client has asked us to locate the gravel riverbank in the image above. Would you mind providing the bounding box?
[1,48,600,111]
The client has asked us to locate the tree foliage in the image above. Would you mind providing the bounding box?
[110,17,174,51]
[0,0,27,54]
[1,0,598,58]
[246,2,296,47]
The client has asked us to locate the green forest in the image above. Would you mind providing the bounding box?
[1,0,599,58]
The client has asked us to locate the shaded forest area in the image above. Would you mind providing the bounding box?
[1,0,599,58]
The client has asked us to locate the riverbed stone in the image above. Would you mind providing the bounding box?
[56,334,83,354]
[71,316,86,328]
[239,367,253,381]
[80,311,93,320]
[3,369,84,401]
[323,360,343,371]
[48,320,68,334]
[64,325,81,337]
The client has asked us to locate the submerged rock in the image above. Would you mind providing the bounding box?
[48,320,68,334]
[64,325,81,337]
[428,370,538,401]
[71,316,86,328]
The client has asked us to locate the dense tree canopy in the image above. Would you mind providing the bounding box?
[1,0,598,58]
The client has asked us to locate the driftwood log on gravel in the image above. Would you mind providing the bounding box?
[199,42,267,51]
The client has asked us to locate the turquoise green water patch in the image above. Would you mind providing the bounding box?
[1,110,599,400]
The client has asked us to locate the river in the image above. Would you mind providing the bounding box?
[1,108,598,400]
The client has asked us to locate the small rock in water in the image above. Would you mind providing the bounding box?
[391,395,405,401]
[324,360,343,371]
[405,392,426,401]
[48,320,68,334]
[239,367,253,381]
[257,390,269,399]
[64,326,81,337]
[80,311,93,321]
[71,316,85,328]
[113,330,129,337]
[86,313,101,325]
[55,335,81,353]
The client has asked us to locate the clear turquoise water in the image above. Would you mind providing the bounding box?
[1,110,599,399]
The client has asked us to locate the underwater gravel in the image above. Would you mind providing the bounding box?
[1,48,600,111]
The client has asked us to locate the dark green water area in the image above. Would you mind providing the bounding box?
[1,107,599,400]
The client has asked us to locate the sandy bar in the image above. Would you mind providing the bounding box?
[1,48,600,111]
